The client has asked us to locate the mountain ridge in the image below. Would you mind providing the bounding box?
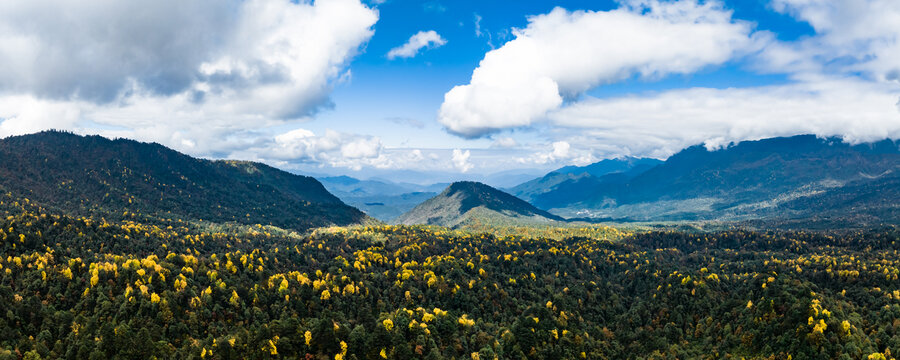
[0,131,366,230]
[529,135,900,224]
[509,156,663,203]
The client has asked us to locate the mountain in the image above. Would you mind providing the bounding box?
[479,169,548,188]
[509,157,662,203]
[393,181,563,227]
[317,176,442,221]
[318,176,444,196]
[533,135,900,224]
[554,157,663,177]
[770,170,900,227]
[0,131,366,230]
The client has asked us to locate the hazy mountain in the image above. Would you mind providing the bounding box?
[0,131,366,230]
[319,176,423,196]
[393,181,563,228]
[509,157,662,203]
[480,169,549,188]
[533,135,900,223]
[317,176,442,221]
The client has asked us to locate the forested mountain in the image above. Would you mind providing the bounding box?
[528,135,900,224]
[394,181,563,227]
[509,157,662,203]
[0,131,365,230]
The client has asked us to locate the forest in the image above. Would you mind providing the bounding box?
[1,189,900,360]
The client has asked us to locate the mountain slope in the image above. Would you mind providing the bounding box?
[533,135,900,223]
[510,157,662,203]
[393,181,563,227]
[0,131,366,230]
[554,157,663,177]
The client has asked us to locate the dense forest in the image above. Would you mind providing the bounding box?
[1,188,899,359]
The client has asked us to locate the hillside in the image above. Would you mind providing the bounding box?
[0,131,365,230]
[532,135,900,224]
[509,157,661,203]
[394,181,563,227]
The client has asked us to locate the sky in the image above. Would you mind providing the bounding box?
[0,0,899,183]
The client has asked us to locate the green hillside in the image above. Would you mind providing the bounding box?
[0,131,365,230]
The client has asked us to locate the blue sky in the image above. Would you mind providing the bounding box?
[0,0,898,183]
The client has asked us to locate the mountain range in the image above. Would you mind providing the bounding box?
[509,157,663,203]
[527,135,900,225]
[0,132,897,230]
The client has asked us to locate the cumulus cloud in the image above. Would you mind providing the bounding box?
[387,30,447,60]
[438,0,762,138]
[237,128,386,171]
[550,141,570,159]
[515,140,596,166]
[0,0,378,155]
[451,149,473,172]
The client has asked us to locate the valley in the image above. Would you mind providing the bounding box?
[0,132,898,359]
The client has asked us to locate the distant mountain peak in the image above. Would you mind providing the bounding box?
[394,181,562,227]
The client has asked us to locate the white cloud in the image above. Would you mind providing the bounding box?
[474,13,483,37]
[0,0,235,102]
[550,141,570,159]
[451,149,473,172]
[767,0,900,82]
[387,30,447,60]
[491,136,518,148]
[0,0,378,154]
[197,0,378,119]
[244,128,385,171]
[549,77,900,157]
[0,96,82,137]
[515,140,596,166]
[439,0,763,138]
[341,137,381,159]
[436,0,900,170]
